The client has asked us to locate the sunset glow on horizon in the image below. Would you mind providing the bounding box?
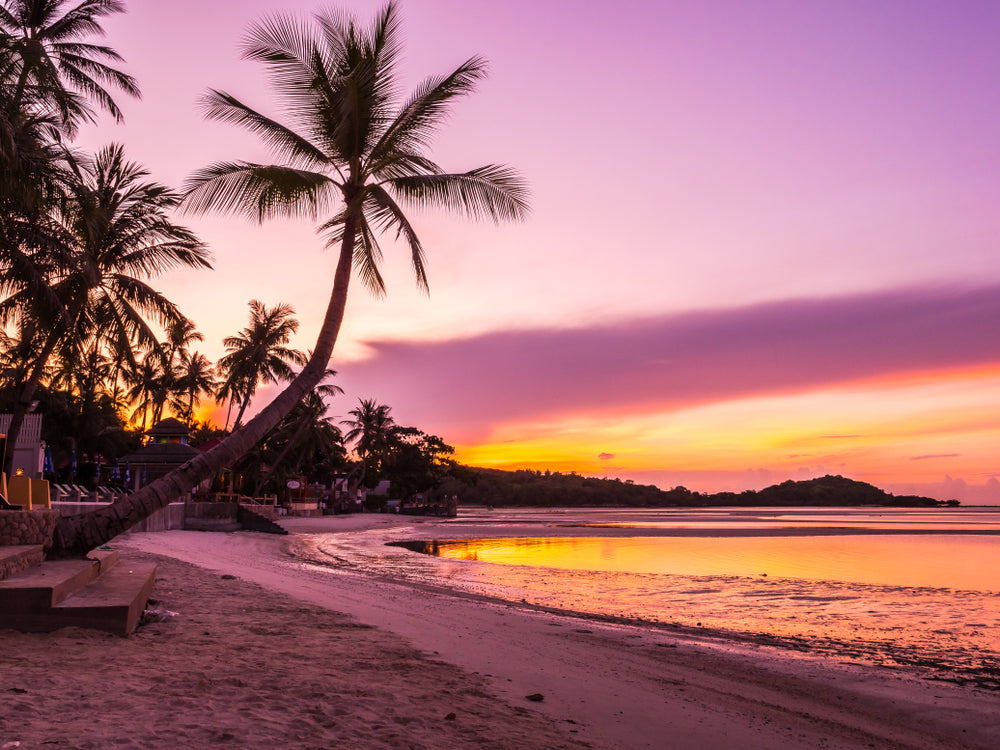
[452,361,1000,501]
[72,1,1000,503]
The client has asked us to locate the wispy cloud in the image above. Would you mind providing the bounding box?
[909,454,961,461]
[336,284,1000,440]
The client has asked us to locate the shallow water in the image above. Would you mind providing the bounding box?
[300,507,1000,688]
[409,534,1000,591]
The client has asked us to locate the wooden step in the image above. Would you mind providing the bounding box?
[51,561,157,636]
[0,544,45,581]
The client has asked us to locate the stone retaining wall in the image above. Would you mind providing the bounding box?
[0,509,60,549]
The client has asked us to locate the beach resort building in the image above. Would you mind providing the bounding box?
[121,418,203,491]
[0,414,45,479]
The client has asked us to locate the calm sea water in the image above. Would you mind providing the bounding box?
[302,507,1000,688]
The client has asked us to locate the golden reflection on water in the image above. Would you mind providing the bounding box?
[429,535,1000,592]
[390,534,1000,676]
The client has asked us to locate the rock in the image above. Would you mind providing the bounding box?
[525,693,544,702]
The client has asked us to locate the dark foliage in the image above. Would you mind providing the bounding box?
[439,469,949,508]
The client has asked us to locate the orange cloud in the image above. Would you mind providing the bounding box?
[453,362,1000,502]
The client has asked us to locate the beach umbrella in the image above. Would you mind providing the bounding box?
[42,445,54,475]
[70,451,77,478]
[111,458,120,481]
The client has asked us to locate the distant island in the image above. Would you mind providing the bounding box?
[439,470,955,508]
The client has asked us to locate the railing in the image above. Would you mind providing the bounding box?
[203,492,278,505]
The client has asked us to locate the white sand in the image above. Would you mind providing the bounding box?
[3,514,998,749]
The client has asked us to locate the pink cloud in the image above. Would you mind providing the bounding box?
[335,284,1000,440]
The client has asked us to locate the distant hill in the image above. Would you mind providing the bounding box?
[438,469,952,508]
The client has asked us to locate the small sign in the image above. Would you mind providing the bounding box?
[286,480,300,489]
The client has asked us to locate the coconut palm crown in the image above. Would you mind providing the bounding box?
[217,300,306,429]
[183,1,528,296]
[0,0,140,131]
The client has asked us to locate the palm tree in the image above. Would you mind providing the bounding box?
[50,2,527,557]
[171,349,216,426]
[122,349,166,431]
[252,367,344,496]
[0,142,211,475]
[151,317,203,421]
[161,317,202,368]
[0,0,139,132]
[342,397,396,488]
[216,299,306,429]
[0,0,126,331]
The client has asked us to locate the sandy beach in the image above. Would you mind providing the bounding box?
[2,515,998,749]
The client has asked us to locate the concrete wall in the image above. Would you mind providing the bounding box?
[183,501,241,531]
[51,501,186,533]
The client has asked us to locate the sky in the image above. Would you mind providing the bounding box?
[73,0,1000,503]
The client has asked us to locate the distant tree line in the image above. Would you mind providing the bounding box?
[437,470,954,508]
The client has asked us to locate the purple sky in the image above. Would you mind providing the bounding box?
[73,1,1000,501]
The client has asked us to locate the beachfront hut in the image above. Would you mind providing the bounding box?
[121,418,202,490]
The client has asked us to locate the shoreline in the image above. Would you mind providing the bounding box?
[296,512,1000,691]
[112,516,998,749]
[3,514,997,748]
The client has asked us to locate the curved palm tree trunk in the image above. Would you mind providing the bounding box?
[231,392,252,430]
[222,396,234,431]
[49,218,357,558]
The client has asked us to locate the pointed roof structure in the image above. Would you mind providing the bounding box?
[122,418,201,486]
[144,417,190,442]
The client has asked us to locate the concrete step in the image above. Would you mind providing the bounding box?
[238,505,289,535]
[51,561,157,636]
[0,558,103,611]
[0,544,45,581]
[0,549,153,636]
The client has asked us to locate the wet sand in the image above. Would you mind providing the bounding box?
[3,514,998,749]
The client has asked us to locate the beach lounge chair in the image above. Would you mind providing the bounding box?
[0,472,16,509]
[8,475,32,509]
[30,478,51,508]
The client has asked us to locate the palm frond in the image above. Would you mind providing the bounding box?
[364,184,427,292]
[369,56,487,169]
[199,89,329,169]
[182,161,335,221]
[390,165,530,223]
[353,216,387,297]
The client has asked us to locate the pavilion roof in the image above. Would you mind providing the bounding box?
[145,418,189,437]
